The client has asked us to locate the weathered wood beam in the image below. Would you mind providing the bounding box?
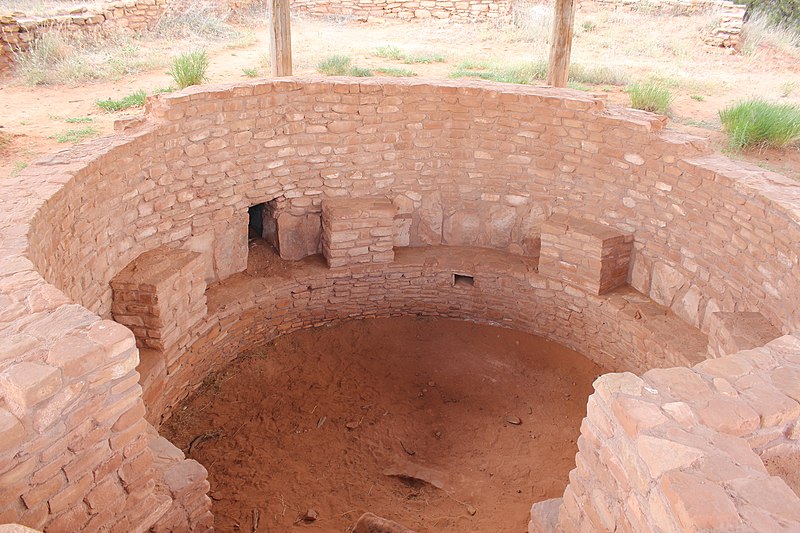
[547,0,576,88]
[269,0,292,76]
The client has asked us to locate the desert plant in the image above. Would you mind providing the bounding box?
[374,45,403,60]
[242,67,259,78]
[741,11,800,56]
[626,81,674,114]
[96,89,148,112]
[347,66,373,77]
[65,116,94,123]
[450,59,547,85]
[316,54,352,75]
[691,94,705,101]
[168,50,209,89]
[568,64,628,86]
[154,3,239,41]
[50,126,99,143]
[14,30,160,86]
[374,67,417,77]
[504,0,553,44]
[735,0,800,31]
[719,99,800,150]
[402,51,446,64]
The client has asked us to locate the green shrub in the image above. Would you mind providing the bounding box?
[316,54,352,75]
[626,81,674,114]
[242,67,259,78]
[719,99,800,150]
[735,0,800,31]
[96,89,148,112]
[168,50,209,89]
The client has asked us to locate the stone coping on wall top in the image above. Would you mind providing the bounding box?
[150,76,607,110]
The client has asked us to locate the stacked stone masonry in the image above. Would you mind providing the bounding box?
[290,0,511,21]
[322,197,397,267]
[1,78,799,531]
[583,0,746,49]
[0,0,167,72]
[539,214,633,295]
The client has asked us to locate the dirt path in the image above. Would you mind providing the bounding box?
[161,317,606,532]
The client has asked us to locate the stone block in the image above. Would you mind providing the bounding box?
[274,212,322,261]
[539,215,633,295]
[111,248,207,354]
[706,311,781,357]
[0,362,62,418]
[322,198,397,268]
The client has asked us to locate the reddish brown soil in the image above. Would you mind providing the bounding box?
[161,317,605,532]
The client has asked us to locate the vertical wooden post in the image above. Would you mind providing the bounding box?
[269,0,292,77]
[547,0,575,88]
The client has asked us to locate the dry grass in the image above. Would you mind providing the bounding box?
[13,29,162,86]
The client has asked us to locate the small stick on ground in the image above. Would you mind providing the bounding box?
[252,508,260,532]
[400,440,415,456]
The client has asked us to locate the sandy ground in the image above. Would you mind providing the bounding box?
[161,316,606,532]
[1,10,799,180]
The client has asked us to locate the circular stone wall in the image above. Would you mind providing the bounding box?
[1,78,800,532]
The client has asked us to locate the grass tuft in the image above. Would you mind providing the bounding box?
[374,45,403,60]
[719,99,800,150]
[242,67,259,78]
[65,116,94,123]
[96,89,148,112]
[50,126,99,143]
[347,66,374,77]
[450,59,547,85]
[168,50,209,89]
[317,54,352,75]
[626,81,674,114]
[14,30,161,86]
[374,67,417,77]
[373,45,445,64]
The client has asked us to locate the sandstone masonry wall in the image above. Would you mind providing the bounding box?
[541,333,800,531]
[0,0,167,73]
[290,0,510,21]
[1,78,800,531]
[583,0,746,48]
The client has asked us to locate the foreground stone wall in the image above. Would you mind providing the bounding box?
[0,0,167,73]
[541,333,800,531]
[1,78,799,531]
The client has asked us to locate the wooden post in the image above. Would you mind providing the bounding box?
[547,0,575,88]
[269,0,292,77]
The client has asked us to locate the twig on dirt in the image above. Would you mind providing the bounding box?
[186,430,221,455]
[340,509,357,517]
[251,508,260,532]
[310,404,317,414]
[399,440,415,456]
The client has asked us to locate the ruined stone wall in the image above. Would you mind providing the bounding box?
[0,0,167,73]
[544,333,800,531]
[2,78,800,531]
[290,0,510,20]
[582,0,746,48]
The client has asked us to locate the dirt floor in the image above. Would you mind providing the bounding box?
[1,7,799,181]
[161,317,606,532]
